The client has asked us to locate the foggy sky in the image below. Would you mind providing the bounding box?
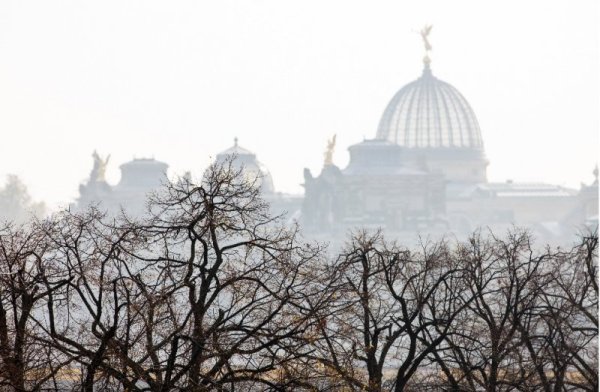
[0,1,598,210]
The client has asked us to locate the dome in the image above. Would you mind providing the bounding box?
[376,65,483,150]
[215,138,275,194]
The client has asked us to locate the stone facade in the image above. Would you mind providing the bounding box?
[302,140,446,235]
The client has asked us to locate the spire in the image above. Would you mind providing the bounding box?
[593,164,598,185]
[234,137,238,147]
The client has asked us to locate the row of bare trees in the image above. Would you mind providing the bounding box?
[0,161,597,391]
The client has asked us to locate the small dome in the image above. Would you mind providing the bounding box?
[215,139,275,194]
[376,66,483,150]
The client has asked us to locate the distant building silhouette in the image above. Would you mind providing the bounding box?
[300,60,597,243]
[74,51,597,244]
[77,157,168,216]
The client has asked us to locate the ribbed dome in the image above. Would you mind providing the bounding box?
[376,66,483,149]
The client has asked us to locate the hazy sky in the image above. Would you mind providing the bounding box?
[0,1,598,210]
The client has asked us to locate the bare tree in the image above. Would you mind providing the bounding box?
[1,161,596,392]
[0,223,70,391]
[535,231,598,391]
[432,229,599,392]
[0,175,45,224]
[305,231,471,392]
[37,159,327,391]
[35,208,143,391]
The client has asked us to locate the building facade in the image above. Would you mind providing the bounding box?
[75,56,597,245]
[299,61,597,243]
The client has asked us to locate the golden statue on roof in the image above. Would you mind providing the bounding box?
[420,24,433,65]
[324,134,337,166]
[91,150,110,182]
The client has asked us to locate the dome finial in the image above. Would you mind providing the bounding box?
[420,25,433,69]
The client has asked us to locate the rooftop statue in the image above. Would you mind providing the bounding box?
[420,24,433,65]
[90,150,110,182]
[420,25,433,51]
[324,134,337,166]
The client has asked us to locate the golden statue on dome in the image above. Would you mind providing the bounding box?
[420,24,433,66]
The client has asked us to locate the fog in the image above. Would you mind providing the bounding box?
[0,0,597,211]
[0,4,598,389]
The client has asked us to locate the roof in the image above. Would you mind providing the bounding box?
[343,139,429,176]
[376,65,484,150]
[119,158,169,170]
[216,137,255,158]
[117,158,169,189]
[474,182,577,198]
